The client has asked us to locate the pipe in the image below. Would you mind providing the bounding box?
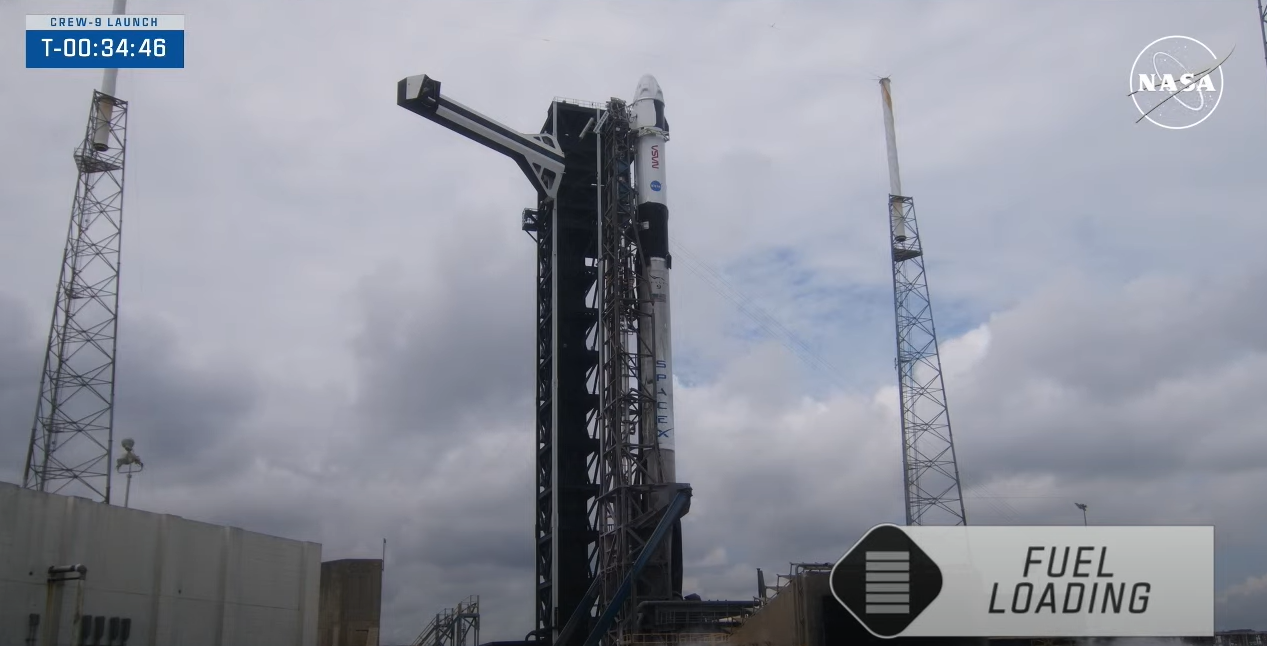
[48,564,88,576]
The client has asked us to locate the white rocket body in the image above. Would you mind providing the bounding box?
[632,73,682,601]
[632,75,675,484]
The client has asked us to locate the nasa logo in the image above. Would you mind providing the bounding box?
[1129,35,1226,130]
[650,180,661,192]
[650,144,660,169]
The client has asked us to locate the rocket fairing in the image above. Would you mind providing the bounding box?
[632,75,675,473]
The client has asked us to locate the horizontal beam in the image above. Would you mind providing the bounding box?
[397,74,565,199]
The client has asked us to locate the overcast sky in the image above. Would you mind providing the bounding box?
[3,0,1266,641]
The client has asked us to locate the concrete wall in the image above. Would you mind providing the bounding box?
[728,571,831,646]
[727,571,975,646]
[318,559,382,646]
[0,481,321,646]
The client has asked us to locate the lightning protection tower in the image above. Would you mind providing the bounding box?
[879,78,966,527]
[24,1,131,503]
[1258,0,1267,78]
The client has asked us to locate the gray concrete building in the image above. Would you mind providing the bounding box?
[318,558,383,646]
[0,481,321,646]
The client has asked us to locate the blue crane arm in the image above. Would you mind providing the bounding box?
[550,486,692,646]
[581,486,692,646]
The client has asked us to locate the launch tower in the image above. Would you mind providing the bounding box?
[398,75,748,646]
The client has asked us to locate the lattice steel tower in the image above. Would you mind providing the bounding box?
[592,99,679,644]
[410,596,481,646]
[1258,0,1267,78]
[879,78,966,527]
[24,50,130,503]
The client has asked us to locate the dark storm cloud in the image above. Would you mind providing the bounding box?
[0,293,264,487]
[112,318,262,477]
[0,295,42,484]
[950,267,1267,484]
[1219,575,1267,630]
[669,264,1267,625]
[4,0,1267,640]
[350,248,535,439]
[403,522,532,573]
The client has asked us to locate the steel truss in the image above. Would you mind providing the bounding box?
[411,595,481,646]
[595,99,653,644]
[590,98,683,646]
[24,90,129,503]
[889,195,966,527]
[525,100,603,645]
[1259,0,1267,80]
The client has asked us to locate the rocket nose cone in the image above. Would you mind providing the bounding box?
[634,74,664,103]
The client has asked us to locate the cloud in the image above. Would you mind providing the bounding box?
[1218,573,1267,631]
[350,240,535,438]
[2,0,1265,641]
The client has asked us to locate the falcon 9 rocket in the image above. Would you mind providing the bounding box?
[633,74,683,599]
[633,74,674,486]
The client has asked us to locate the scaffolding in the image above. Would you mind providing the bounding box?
[593,97,665,645]
[410,596,481,646]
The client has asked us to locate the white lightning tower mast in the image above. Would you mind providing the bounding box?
[24,0,131,502]
[880,78,967,527]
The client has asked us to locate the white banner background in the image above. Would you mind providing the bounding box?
[27,15,185,30]
[853,526,1213,638]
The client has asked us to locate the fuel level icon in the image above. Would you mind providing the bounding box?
[830,524,944,638]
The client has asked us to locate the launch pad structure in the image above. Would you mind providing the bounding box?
[397,77,753,646]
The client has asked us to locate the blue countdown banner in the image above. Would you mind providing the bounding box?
[26,15,185,69]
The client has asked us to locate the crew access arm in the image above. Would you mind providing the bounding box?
[396,74,566,199]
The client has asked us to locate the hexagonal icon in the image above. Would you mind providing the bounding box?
[829,523,943,638]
